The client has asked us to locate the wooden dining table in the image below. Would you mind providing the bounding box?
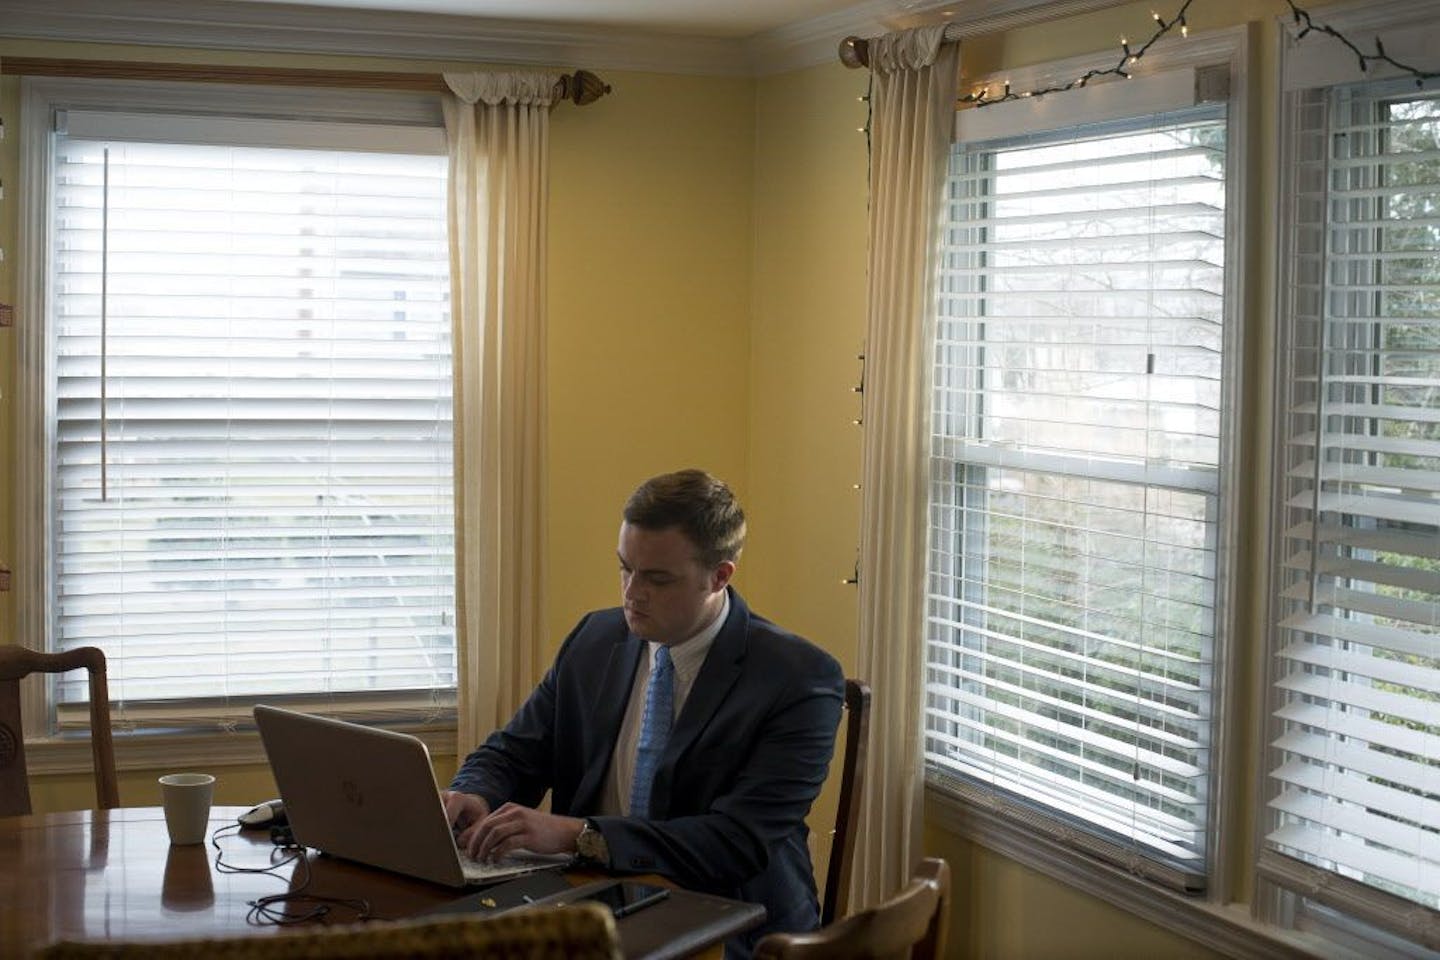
[0,806,763,958]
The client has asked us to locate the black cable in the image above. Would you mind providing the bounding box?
[206,823,372,927]
[1283,0,1440,85]
[244,855,372,927]
[210,822,303,876]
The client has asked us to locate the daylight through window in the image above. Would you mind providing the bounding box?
[48,116,455,725]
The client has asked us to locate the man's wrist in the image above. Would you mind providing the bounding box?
[575,818,610,865]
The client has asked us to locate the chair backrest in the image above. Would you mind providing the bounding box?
[822,677,871,926]
[0,645,119,817]
[39,902,622,960]
[757,857,950,960]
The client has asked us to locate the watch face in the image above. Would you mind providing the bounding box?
[579,824,603,859]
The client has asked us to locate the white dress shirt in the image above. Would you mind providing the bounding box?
[599,591,730,816]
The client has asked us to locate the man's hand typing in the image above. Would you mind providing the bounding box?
[441,789,490,836]
[461,802,585,862]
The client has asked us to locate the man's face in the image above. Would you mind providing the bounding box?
[617,522,733,645]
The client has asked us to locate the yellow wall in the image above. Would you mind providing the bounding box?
[546,70,756,638]
[746,60,868,663]
[0,58,17,644]
[930,826,1229,960]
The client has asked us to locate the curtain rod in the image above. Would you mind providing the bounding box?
[835,0,1143,68]
[837,24,963,69]
[0,57,611,105]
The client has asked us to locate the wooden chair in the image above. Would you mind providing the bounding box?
[757,857,950,960]
[39,902,622,959]
[0,645,119,817]
[823,677,871,925]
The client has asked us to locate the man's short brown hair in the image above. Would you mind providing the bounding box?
[623,469,746,568]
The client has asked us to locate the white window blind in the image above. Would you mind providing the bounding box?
[1266,76,1440,925]
[925,104,1229,890]
[48,115,456,727]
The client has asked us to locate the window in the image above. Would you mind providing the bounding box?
[924,66,1236,890]
[21,82,455,730]
[1266,69,1440,940]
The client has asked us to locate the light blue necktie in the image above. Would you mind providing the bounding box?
[629,645,674,819]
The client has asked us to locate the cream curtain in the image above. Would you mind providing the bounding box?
[444,71,560,752]
[852,26,960,906]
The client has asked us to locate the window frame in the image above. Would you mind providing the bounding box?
[925,18,1265,934]
[1261,1,1440,950]
[928,101,1231,891]
[15,77,459,761]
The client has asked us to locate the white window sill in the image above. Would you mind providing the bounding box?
[927,787,1356,960]
[26,725,459,776]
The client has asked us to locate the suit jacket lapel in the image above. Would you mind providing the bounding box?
[572,629,642,812]
[650,588,749,814]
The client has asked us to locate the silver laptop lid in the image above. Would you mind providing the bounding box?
[254,705,466,887]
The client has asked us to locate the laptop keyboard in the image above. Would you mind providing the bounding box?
[459,850,572,882]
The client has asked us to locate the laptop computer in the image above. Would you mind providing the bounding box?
[253,704,570,888]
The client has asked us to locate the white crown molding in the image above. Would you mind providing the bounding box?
[743,0,900,76]
[746,0,1138,75]
[2,0,1164,79]
[0,0,748,76]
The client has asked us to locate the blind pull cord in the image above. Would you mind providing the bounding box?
[100,146,110,502]
[1303,118,1340,614]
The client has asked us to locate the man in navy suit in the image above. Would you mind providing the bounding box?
[443,469,845,957]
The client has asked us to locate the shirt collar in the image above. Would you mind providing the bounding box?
[651,589,729,683]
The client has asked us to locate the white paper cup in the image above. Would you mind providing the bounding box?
[159,773,215,845]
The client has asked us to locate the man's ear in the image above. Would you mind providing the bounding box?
[710,560,736,592]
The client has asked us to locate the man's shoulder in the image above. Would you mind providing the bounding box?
[738,605,843,682]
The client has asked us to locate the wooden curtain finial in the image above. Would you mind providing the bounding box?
[839,36,870,69]
[555,69,612,106]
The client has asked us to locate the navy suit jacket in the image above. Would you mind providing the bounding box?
[451,588,845,956]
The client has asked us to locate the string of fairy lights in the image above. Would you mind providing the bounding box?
[960,0,1196,106]
[955,0,1440,108]
[849,0,1440,150]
